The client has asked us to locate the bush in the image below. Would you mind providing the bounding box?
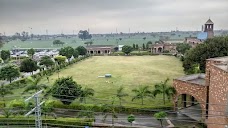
[9,99,25,109]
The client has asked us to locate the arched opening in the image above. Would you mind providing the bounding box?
[175,94,203,121]
[98,51,101,54]
[90,51,93,54]
[158,47,163,53]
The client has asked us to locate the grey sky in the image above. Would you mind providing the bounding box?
[0,0,228,35]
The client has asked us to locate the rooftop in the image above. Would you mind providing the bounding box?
[205,19,214,25]
[86,45,114,48]
[197,32,208,40]
[207,56,228,62]
[176,73,206,86]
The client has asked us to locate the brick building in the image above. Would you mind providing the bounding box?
[185,19,214,47]
[86,45,114,55]
[173,56,228,128]
[150,40,178,53]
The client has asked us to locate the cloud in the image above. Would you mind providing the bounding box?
[0,0,227,35]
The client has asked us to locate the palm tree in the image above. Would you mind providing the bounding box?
[0,84,13,107]
[132,86,152,105]
[116,86,128,106]
[153,78,176,105]
[79,87,94,104]
[102,97,118,128]
[23,76,48,93]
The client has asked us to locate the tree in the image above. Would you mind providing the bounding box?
[127,114,135,126]
[59,46,74,59]
[84,41,93,46]
[154,111,167,128]
[147,41,153,49]
[20,58,38,74]
[76,46,87,55]
[40,56,54,68]
[143,37,146,40]
[1,50,10,61]
[0,84,13,107]
[27,48,35,58]
[73,49,79,58]
[51,77,82,105]
[78,30,92,40]
[0,36,4,48]
[0,65,20,83]
[23,76,48,93]
[183,36,228,73]
[133,44,135,49]
[122,45,133,55]
[135,44,139,50]
[116,86,128,106]
[79,87,94,103]
[153,78,176,105]
[102,97,118,128]
[54,55,66,65]
[53,40,64,46]
[142,43,145,50]
[132,86,152,105]
[176,43,192,54]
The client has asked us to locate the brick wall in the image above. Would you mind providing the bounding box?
[207,64,228,128]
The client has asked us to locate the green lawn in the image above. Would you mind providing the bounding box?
[44,55,184,107]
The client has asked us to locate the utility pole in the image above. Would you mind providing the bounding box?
[25,90,45,128]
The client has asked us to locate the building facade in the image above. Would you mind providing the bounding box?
[86,45,114,55]
[173,56,228,128]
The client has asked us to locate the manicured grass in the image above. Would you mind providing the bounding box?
[45,55,184,108]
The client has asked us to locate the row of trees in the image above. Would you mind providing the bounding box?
[132,41,153,51]
[183,36,228,74]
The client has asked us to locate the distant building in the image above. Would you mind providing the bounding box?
[86,45,114,55]
[149,40,179,53]
[185,19,214,47]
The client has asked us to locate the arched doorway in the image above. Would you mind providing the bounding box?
[158,47,163,53]
[174,94,203,121]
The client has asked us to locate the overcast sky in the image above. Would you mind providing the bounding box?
[0,0,228,35]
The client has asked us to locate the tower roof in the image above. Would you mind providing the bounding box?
[205,19,214,24]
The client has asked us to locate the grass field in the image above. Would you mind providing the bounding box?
[45,55,184,107]
[2,33,189,50]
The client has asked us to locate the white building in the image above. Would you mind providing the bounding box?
[118,45,124,51]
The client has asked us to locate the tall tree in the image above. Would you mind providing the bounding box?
[153,78,176,105]
[76,46,87,55]
[79,87,94,103]
[142,43,145,50]
[1,50,10,61]
[133,44,136,49]
[27,48,35,58]
[102,97,118,128]
[59,46,75,59]
[176,43,192,54]
[73,49,79,58]
[23,76,48,93]
[146,41,153,50]
[39,56,54,68]
[154,111,167,128]
[0,84,13,107]
[78,30,92,40]
[51,77,82,105]
[183,36,228,73]
[20,58,38,74]
[135,44,139,50]
[132,86,152,105]
[122,45,133,55]
[0,65,20,83]
[116,86,128,106]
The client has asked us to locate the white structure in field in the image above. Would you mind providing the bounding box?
[118,45,124,51]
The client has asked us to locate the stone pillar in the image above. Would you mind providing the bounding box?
[182,94,187,108]
[191,96,195,106]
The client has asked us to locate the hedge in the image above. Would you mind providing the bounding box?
[0,116,92,127]
[52,100,172,114]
